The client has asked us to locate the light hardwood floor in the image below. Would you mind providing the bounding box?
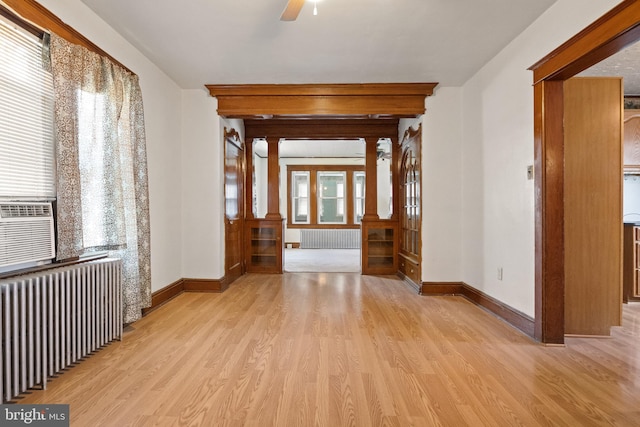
[16,273,640,426]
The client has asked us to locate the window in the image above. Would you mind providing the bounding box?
[291,171,310,224]
[287,165,363,228]
[354,171,365,224]
[0,17,55,200]
[318,171,346,224]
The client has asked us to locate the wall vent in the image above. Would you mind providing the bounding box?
[0,202,55,268]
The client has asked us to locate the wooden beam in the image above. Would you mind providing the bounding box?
[529,0,640,83]
[244,119,399,140]
[206,83,437,118]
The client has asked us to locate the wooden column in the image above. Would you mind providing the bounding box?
[244,138,255,220]
[391,136,400,220]
[265,137,282,220]
[534,80,565,344]
[362,137,379,221]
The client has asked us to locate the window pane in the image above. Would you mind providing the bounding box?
[318,171,346,224]
[354,171,365,224]
[0,18,55,199]
[291,171,310,224]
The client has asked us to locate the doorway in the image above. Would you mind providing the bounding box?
[531,0,640,343]
[279,139,365,273]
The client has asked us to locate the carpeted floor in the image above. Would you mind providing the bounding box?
[284,248,361,272]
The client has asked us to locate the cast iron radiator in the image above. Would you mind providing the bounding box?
[0,258,122,402]
[299,229,361,249]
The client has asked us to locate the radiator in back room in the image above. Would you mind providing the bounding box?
[300,229,361,249]
[0,257,122,403]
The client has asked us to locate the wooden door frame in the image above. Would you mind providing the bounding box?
[529,0,640,344]
[223,127,245,284]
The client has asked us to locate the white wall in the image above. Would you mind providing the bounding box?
[419,87,464,282]
[37,0,184,292]
[181,90,224,278]
[459,0,620,317]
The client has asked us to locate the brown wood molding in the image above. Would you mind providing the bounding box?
[421,282,535,338]
[402,122,422,142]
[224,127,243,148]
[142,277,229,316]
[421,282,464,295]
[245,118,400,140]
[534,80,565,344]
[529,0,640,83]
[207,83,438,97]
[1,0,134,74]
[206,84,437,118]
[460,284,535,338]
[142,279,185,316]
[183,278,228,292]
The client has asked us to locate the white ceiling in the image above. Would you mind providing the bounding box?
[579,40,640,96]
[80,0,558,89]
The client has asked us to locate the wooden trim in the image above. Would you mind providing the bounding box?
[1,0,134,74]
[245,118,400,140]
[287,224,362,230]
[141,279,184,316]
[288,165,365,172]
[183,278,228,292]
[421,282,464,295]
[402,123,422,142]
[461,283,535,338]
[207,83,438,97]
[534,80,565,344]
[530,0,640,344]
[265,138,282,220]
[0,4,43,37]
[399,124,422,271]
[206,84,437,118]
[529,0,640,83]
[141,276,230,316]
[421,282,535,338]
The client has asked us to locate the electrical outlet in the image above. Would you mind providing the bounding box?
[497,267,503,281]
[527,165,534,180]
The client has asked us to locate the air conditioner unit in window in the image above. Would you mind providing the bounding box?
[0,202,55,268]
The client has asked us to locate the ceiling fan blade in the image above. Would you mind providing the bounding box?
[280,0,305,21]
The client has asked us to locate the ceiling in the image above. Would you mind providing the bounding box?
[80,0,558,89]
[579,39,640,96]
[255,139,365,158]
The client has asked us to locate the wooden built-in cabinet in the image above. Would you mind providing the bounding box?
[245,219,283,273]
[361,221,398,275]
[624,110,640,169]
[623,223,640,302]
[399,124,422,287]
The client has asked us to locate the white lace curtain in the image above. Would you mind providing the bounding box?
[46,33,151,323]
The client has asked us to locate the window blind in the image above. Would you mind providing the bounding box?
[0,17,55,200]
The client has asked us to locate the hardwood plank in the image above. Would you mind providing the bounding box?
[13,274,640,425]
